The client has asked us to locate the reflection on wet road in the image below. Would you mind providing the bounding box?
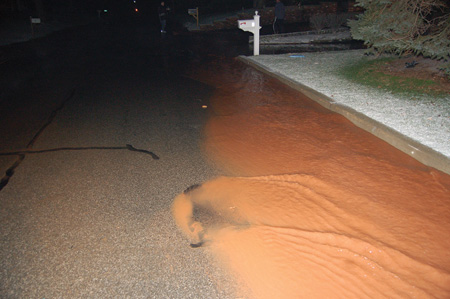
[173,59,450,298]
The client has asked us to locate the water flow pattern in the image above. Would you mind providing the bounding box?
[173,60,450,298]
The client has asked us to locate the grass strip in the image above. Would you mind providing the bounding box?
[339,57,445,97]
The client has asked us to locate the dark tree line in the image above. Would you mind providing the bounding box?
[4,0,117,21]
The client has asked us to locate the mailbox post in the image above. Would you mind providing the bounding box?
[30,16,41,38]
[238,11,261,56]
[188,7,199,29]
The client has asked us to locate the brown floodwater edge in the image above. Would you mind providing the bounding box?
[173,58,450,298]
[238,56,450,175]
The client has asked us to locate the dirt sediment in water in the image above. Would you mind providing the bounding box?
[173,60,450,298]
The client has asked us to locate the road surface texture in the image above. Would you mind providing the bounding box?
[0,17,250,298]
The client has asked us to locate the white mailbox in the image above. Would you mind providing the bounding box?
[238,20,256,32]
[238,11,261,56]
[30,16,41,37]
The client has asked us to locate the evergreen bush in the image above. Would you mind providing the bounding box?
[349,0,450,77]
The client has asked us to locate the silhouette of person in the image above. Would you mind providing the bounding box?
[274,0,285,34]
[158,1,170,33]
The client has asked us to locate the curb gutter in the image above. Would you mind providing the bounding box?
[237,55,450,175]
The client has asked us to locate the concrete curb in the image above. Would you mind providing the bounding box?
[237,55,450,175]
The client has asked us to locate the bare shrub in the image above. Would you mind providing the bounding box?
[325,13,349,32]
[309,14,327,32]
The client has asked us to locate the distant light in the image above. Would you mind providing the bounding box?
[104,9,108,13]
[135,8,139,12]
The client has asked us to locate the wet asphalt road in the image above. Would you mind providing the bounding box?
[0,18,250,297]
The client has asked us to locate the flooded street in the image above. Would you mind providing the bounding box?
[2,13,448,296]
[173,59,450,298]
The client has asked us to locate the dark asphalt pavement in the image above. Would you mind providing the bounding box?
[0,18,250,298]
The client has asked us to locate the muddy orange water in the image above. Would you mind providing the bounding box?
[173,59,450,298]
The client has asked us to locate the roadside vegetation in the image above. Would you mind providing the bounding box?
[349,0,450,78]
